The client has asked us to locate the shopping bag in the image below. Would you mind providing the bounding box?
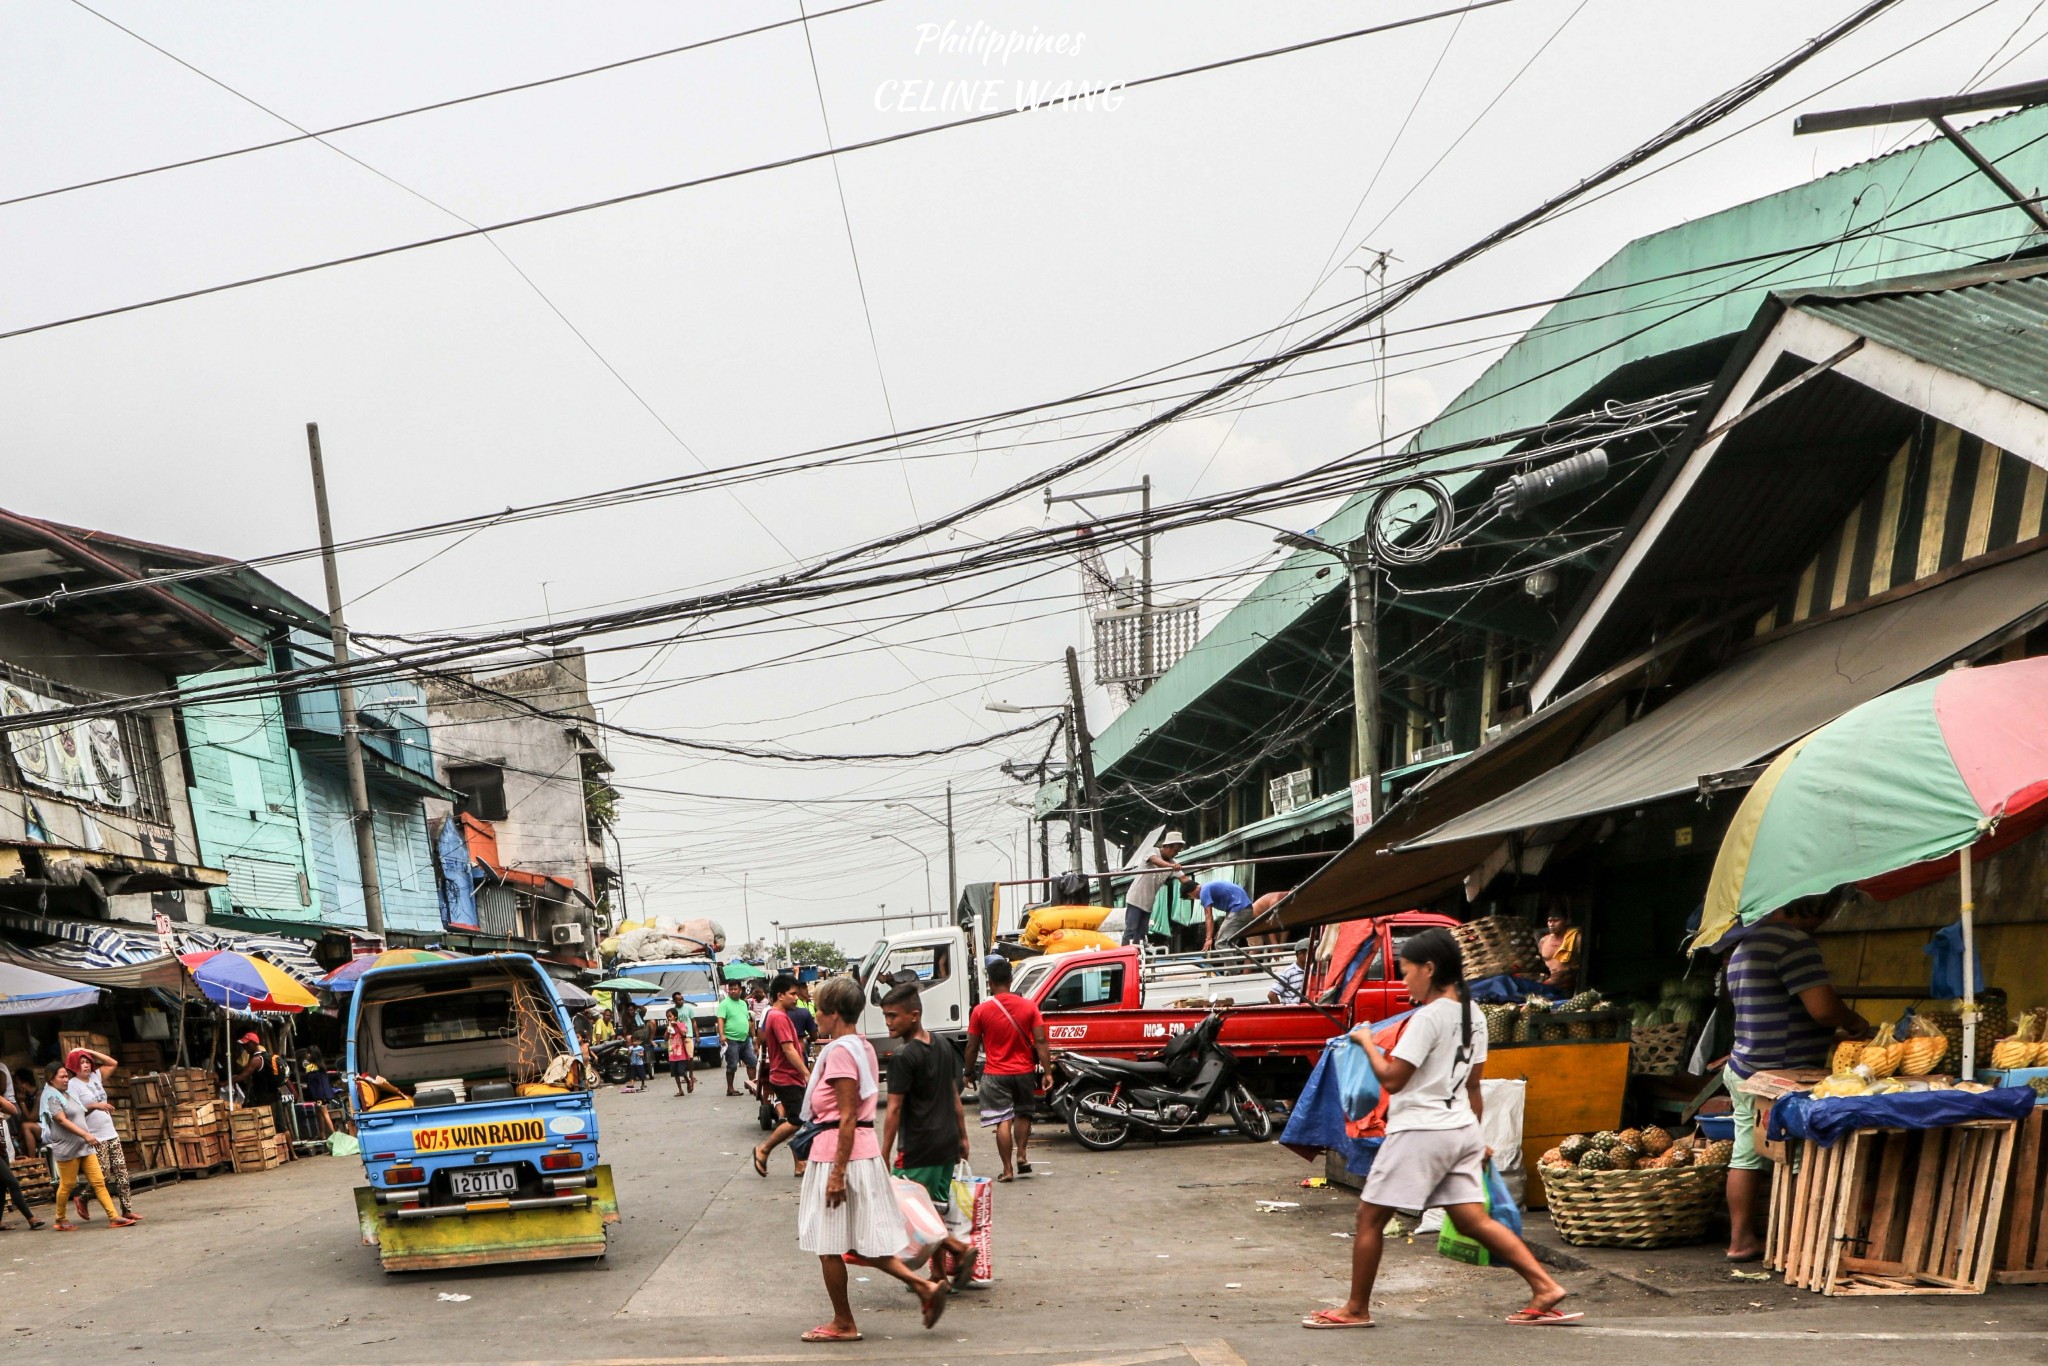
[959,1173,994,1285]
[1484,1158,1522,1238]
[890,1176,949,1269]
[1333,1036,1380,1121]
[943,1159,975,1237]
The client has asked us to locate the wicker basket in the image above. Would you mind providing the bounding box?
[1540,1162,1729,1248]
[1628,1021,1690,1075]
[1452,915,1542,979]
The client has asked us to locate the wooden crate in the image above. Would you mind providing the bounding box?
[127,1073,171,1108]
[1767,1120,2018,1295]
[171,1100,218,1129]
[57,1030,112,1057]
[173,1132,226,1172]
[116,1042,162,1071]
[10,1157,53,1206]
[1995,1106,2048,1283]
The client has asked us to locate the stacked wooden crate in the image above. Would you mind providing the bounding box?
[122,1073,176,1175]
[169,1095,226,1171]
[57,1030,113,1058]
[227,1108,283,1173]
[9,1157,52,1206]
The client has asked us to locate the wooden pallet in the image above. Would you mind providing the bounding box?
[1995,1106,2048,1283]
[1767,1120,2017,1295]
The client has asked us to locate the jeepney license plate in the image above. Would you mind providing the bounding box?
[448,1166,518,1199]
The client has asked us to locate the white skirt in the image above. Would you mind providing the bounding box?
[796,1155,909,1258]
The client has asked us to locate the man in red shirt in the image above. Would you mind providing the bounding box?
[966,957,1052,1182]
[751,974,814,1178]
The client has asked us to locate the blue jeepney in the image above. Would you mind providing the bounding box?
[346,953,618,1271]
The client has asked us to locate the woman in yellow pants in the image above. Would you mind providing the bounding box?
[37,1063,134,1232]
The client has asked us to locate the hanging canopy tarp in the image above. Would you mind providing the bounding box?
[178,950,318,1012]
[0,959,102,1015]
[1694,655,2048,948]
[0,910,321,987]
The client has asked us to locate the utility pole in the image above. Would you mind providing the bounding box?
[1063,646,1111,902]
[1062,706,1082,871]
[944,782,957,918]
[306,423,386,939]
[1349,547,1384,826]
[1047,480,1156,690]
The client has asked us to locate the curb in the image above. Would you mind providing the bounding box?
[1524,1238,1675,1297]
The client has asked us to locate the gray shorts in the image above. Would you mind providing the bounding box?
[1215,908,1258,946]
[978,1072,1038,1126]
[1360,1125,1486,1211]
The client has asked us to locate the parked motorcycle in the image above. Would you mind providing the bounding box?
[593,1036,673,1085]
[1050,1011,1274,1151]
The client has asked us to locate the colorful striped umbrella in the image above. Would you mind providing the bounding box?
[1695,657,2048,950]
[177,950,319,1012]
[317,948,458,993]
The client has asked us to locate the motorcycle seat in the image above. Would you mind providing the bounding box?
[1072,1057,1175,1078]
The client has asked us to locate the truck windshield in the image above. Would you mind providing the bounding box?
[631,969,715,997]
[380,990,514,1049]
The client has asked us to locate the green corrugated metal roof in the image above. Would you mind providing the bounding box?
[1790,258,2048,410]
[1081,109,2048,788]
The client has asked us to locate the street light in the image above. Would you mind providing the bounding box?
[869,833,935,918]
[975,837,1014,877]
[1276,529,1382,826]
[885,791,956,914]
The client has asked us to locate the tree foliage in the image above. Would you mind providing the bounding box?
[783,937,847,971]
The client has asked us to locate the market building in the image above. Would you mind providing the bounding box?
[1053,107,2048,947]
[422,647,614,973]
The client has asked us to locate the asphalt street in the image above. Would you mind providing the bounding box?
[5,1080,2048,1364]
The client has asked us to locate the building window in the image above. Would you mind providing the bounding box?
[447,763,508,821]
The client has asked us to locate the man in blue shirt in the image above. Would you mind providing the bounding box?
[1199,881,1253,950]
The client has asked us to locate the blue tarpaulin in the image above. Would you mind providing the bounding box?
[1924,922,1985,999]
[435,817,480,931]
[1768,1085,2036,1146]
[1281,1039,1383,1177]
[1468,974,1561,1004]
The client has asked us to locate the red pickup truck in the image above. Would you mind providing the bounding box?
[1014,911,1456,1094]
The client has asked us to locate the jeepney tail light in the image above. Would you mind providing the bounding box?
[541,1151,583,1171]
[385,1165,426,1185]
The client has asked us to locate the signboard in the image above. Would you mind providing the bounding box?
[411,1117,548,1154]
[152,911,177,956]
[1,681,134,807]
[1351,777,1377,836]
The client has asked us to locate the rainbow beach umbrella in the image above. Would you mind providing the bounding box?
[178,950,319,1012]
[318,948,458,993]
[1694,656,2048,951]
[1693,657,2048,1080]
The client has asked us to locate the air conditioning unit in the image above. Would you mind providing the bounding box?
[550,922,585,946]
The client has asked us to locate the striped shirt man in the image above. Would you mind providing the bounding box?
[1727,922,1835,1078]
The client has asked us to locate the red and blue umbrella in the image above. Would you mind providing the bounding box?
[177,950,318,1012]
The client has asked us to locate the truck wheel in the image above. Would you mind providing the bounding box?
[1232,1083,1274,1142]
[1066,1085,1133,1152]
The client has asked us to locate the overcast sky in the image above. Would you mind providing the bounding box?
[0,0,2037,957]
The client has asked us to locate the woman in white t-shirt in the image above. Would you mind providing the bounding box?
[1303,928,1575,1330]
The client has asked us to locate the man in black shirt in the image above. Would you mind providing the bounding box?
[879,981,974,1285]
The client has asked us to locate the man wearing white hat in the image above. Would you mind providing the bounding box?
[1120,833,1190,947]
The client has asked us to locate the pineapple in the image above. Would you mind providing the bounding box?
[1577,1148,1616,1172]
[1588,1130,1620,1151]
[1662,1146,1693,1167]
[1558,1134,1591,1163]
[1612,1141,1645,1166]
[1539,1147,1567,1170]
[1561,989,1602,1014]
[1699,1139,1736,1166]
[1567,1017,1596,1041]
[1615,1128,1642,1149]
[1640,1125,1673,1156]
[1481,1004,1514,1045]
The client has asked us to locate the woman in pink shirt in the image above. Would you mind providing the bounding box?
[795,976,948,1343]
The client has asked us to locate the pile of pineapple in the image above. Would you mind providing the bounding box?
[1481,990,1622,1045]
[1991,1006,2048,1070]
[1539,1126,1734,1174]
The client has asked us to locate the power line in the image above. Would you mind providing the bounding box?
[9,0,893,212]
[0,0,1524,346]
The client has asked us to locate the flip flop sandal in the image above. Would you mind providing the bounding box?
[921,1282,949,1330]
[752,1149,769,1178]
[1302,1310,1373,1329]
[800,1326,863,1343]
[950,1248,978,1290]
[1506,1308,1584,1326]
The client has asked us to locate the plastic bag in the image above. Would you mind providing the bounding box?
[890,1176,948,1269]
[326,1130,360,1157]
[943,1160,975,1237]
[1333,1037,1381,1121]
[1435,1160,1516,1264]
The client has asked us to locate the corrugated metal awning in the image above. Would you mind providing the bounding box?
[1398,545,2048,853]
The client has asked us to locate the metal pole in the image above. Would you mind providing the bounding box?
[944,782,957,917]
[1139,475,1153,685]
[306,422,386,939]
[1348,545,1384,826]
[1961,844,1978,1082]
[1063,705,1082,871]
[1064,646,1111,902]
[1930,116,2048,234]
